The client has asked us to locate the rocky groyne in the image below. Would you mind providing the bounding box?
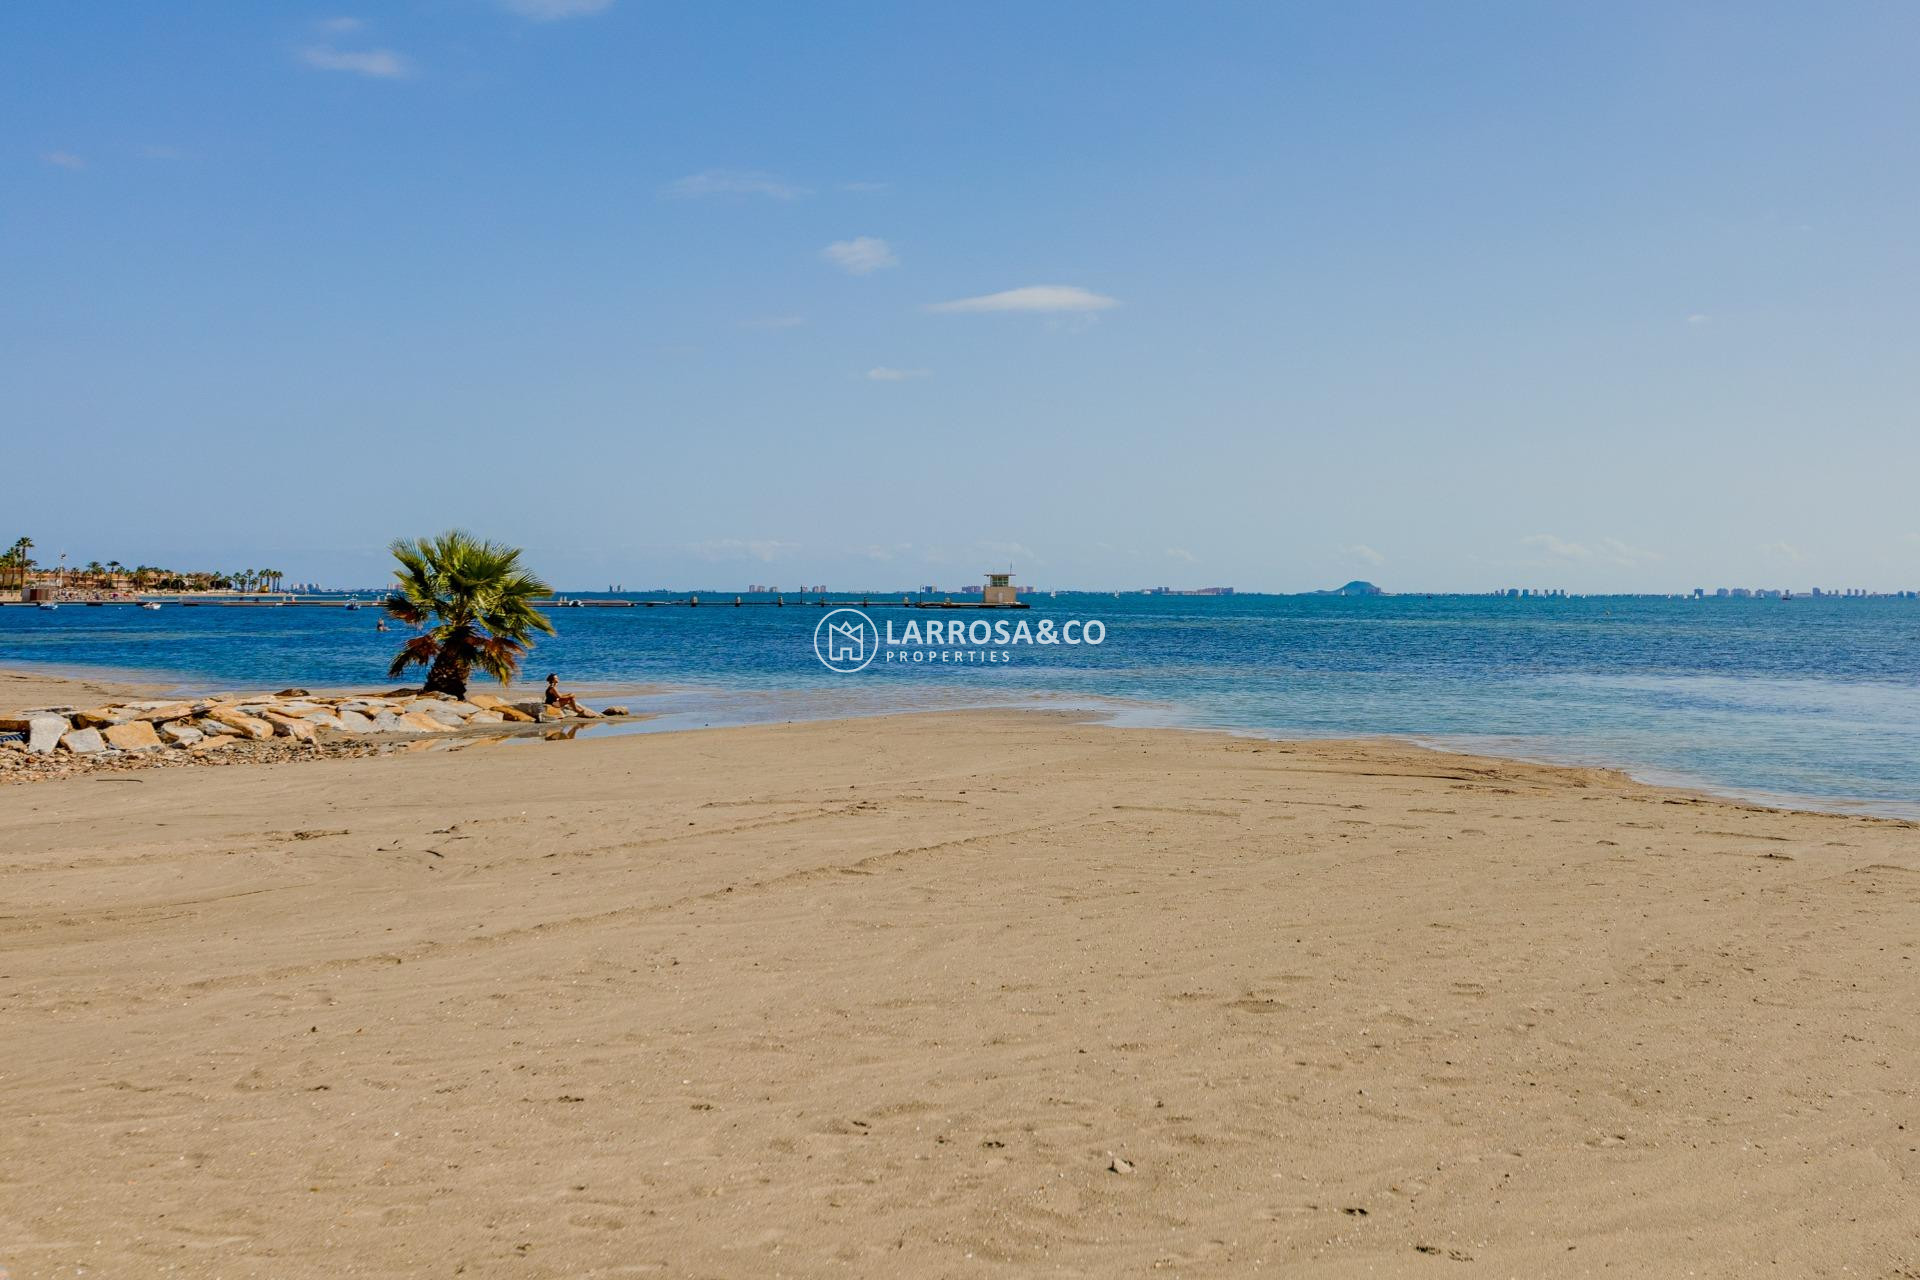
[1,688,631,779]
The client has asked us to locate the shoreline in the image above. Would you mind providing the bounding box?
[4,707,1916,1275]
[5,662,1913,821]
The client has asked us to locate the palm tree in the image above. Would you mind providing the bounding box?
[2,537,29,594]
[383,530,554,699]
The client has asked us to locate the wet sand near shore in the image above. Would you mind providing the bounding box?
[0,665,163,711]
[1,706,1916,1278]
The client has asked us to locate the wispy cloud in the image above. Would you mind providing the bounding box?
[822,236,898,275]
[317,16,364,32]
[981,540,1036,564]
[741,314,805,329]
[866,366,930,381]
[665,169,807,200]
[42,151,86,171]
[1523,533,1589,560]
[1686,313,1710,325]
[1343,543,1386,567]
[689,538,797,563]
[840,180,889,193]
[299,45,411,77]
[1165,547,1197,564]
[500,0,613,17]
[1522,534,1662,567]
[925,284,1119,314]
[1761,540,1810,564]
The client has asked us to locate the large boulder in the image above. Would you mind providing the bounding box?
[102,721,163,751]
[398,710,454,733]
[332,710,374,734]
[204,706,274,740]
[59,727,106,755]
[24,713,71,756]
[189,733,244,754]
[262,712,318,743]
[158,721,204,746]
[468,710,505,725]
[496,706,535,723]
[126,702,196,723]
[465,693,511,712]
[73,705,139,728]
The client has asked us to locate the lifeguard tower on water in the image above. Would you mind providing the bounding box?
[982,572,1018,606]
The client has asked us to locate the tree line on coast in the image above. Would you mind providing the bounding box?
[7,529,556,703]
[2,536,286,593]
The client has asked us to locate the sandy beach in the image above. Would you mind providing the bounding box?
[3,683,1917,1278]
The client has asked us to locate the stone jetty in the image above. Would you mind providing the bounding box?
[1,688,628,767]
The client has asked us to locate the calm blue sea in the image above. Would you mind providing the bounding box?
[4,593,1918,817]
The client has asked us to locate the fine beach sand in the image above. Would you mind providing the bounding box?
[3,697,1917,1276]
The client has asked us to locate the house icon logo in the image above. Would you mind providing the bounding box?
[814,607,881,673]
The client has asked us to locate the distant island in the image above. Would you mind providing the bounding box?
[1315,580,1385,596]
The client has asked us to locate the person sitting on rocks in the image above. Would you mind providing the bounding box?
[544,674,587,716]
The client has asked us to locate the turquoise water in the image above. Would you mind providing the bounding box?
[3,594,1917,817]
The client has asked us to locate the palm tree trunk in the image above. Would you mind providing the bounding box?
[421,650,468,699]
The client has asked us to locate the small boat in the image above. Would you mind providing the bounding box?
[344,598,361,611]
[141,601,162,611]
[37,602,58,611]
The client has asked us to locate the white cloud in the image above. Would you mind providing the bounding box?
[665,169,807,200]
[1523,533,1591,560]
[741,314,805,329]
[689,538,797,563]
[925,285,1119,314]
[1686,313,1710,325]
[822,236,898,275]
[866,366,930,381]
[981,540,1036,564]
[317,16,364,32]
[1343,543,1386,567]
[1595,538,1662,566]
[299,45,410,77]
[42,151,86,170]
[1165,548,1197,563]
[1761,540,1810,564]
[840,181,889,193]
[1522,534,1661,567]
[500,0,613,17]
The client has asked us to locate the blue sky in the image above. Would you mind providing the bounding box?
[5,1,1918,591]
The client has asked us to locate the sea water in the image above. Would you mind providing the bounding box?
[3,593,1916,817]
